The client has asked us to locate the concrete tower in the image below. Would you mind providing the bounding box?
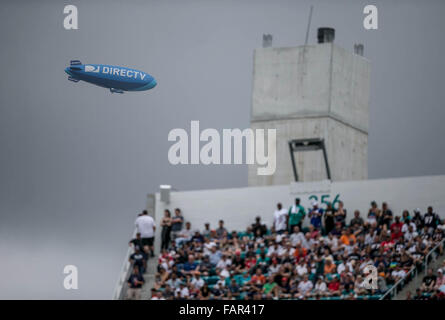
[248,28,370,186]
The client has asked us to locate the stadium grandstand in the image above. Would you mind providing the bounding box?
[113,28,445,300]
[113,176,445,300]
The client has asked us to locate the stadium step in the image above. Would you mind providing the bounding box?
[139,255,157,300]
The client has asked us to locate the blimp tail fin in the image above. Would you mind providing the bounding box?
[69,60,83,71]
[70,60,82,66]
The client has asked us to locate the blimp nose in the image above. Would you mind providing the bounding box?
[149,78,157,89]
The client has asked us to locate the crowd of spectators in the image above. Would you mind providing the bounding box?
[127,201,444,300]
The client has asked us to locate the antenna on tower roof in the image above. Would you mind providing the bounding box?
[304,5,314,45]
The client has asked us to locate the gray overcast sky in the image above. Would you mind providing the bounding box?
[0,0,444,299]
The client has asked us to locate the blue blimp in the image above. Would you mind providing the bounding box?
[65,60,157,93]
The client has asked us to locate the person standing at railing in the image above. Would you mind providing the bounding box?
[129,232,144,253]
[412,209,424,230]
[171,208,184,241]
[334,201,347,227]
[308,201,323,231]
[323,202,335,236]
[381,202,393,228]
[126,266,145,300]
[424,206,439,233]
[135,210,156,258]
[129,247,147,274]
[288,198,306,233]
[367,201,380,225]
[273,203,288,234]
[161,209,172,250]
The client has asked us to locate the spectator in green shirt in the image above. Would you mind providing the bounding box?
[263,276,278,296]
[288,198,306,232]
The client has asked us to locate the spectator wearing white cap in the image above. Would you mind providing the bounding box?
[435,268,445,290]
[309,201,323,230]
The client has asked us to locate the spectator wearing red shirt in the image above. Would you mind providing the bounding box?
[328,276,341,295]
[390,216,404,240]
[244,253,257,270]
[381,234,394,252]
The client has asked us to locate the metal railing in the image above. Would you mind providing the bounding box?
[380,238,445,300]
[424,238,444,275]
[112,229,136,300]
[112,197,156,300]
[380,265,417,300]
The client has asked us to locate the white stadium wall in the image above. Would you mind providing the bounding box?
[152,175,445,252]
